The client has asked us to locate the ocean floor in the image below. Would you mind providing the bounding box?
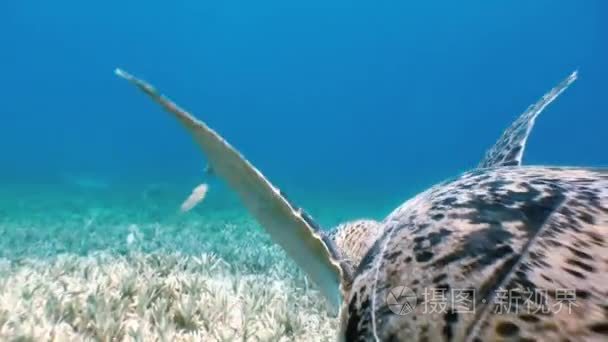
[0,181,396,341]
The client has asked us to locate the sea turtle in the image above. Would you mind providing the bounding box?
[116,68,608,341]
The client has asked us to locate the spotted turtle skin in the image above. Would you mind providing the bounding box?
[341,167,608,342]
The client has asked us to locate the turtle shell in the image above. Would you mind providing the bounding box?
[342,167,608,341]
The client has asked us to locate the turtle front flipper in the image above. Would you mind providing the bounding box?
[115,68,349,313]
[478,71,577,169]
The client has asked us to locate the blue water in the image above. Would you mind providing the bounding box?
[2,1,607,216]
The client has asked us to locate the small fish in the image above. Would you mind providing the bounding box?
[204,164,215,176]
[180,183,209,213]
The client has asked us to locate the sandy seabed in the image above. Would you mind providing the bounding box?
[0,184,340,341]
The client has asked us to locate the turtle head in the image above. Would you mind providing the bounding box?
[327,219,383,268]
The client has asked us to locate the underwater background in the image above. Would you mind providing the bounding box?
[1,0,607,340]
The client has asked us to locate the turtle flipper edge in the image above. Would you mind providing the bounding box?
[115,68,349,313]
[478,71,578,169]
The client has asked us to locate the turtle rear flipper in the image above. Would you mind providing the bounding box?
[115,68,349,313]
